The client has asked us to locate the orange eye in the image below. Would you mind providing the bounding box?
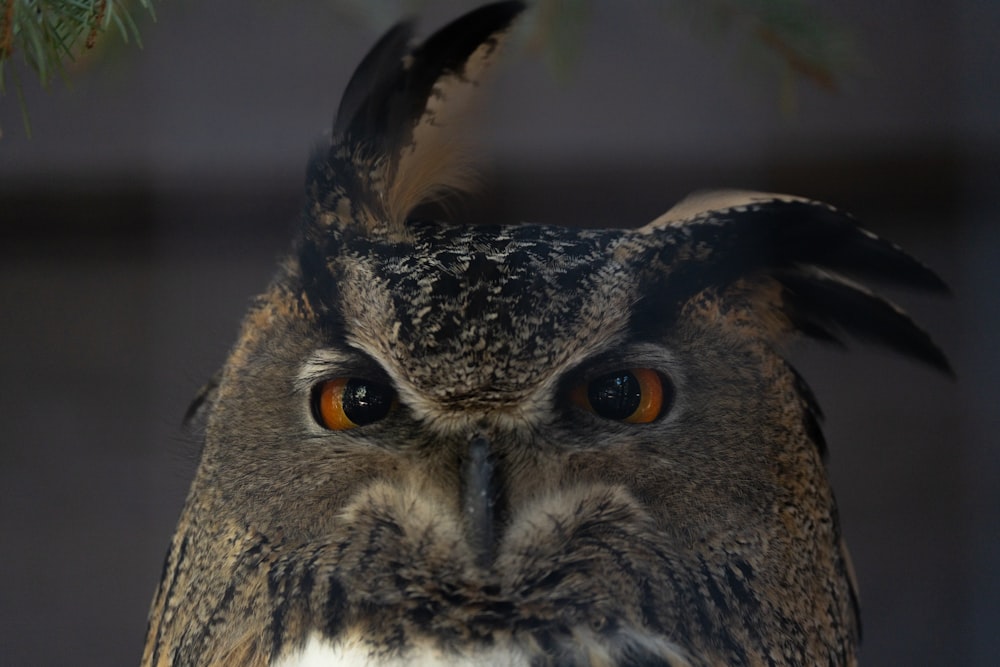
[571,368,670,424]
[313,378,396,430]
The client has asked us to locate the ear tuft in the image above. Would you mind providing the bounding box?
[776,269,953,375]
[643,191,951,374]
[306,1,525,240]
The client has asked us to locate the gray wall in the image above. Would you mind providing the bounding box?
[1,1,997,664]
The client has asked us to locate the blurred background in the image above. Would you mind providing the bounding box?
[0,1,996,664]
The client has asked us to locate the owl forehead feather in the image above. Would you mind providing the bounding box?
[308,222,646,406]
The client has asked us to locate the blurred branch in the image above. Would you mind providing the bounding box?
[529,0,856,94]
[0,0,156,137]
[668,0,858,91]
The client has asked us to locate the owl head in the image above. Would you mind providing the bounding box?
[143,3,950,666]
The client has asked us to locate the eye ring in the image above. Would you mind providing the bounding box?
[570,368,671,424]
[312,377,397,430]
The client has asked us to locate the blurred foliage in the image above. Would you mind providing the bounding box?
[654,0,858,113]
[0,0,856,137]
[0,0,156,136]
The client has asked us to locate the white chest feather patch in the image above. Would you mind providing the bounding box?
[272,632,532,667]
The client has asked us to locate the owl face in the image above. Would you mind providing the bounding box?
[142,3,949,666]
[210,214,792,523]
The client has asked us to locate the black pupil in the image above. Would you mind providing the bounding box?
[342,379,394,425]
[588,372,641,420]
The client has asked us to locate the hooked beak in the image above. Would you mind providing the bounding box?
[462,434,496,568]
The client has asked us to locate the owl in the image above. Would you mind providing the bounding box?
[141,2,950,666]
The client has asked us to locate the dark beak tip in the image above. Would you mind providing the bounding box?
[462,434,496,568]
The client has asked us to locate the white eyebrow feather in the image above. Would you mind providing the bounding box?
[294,349,358,394]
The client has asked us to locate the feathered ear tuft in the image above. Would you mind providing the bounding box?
[641,190,952,375]
[305,1,525,239]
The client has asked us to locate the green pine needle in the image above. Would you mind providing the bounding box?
[0,0,156,137]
